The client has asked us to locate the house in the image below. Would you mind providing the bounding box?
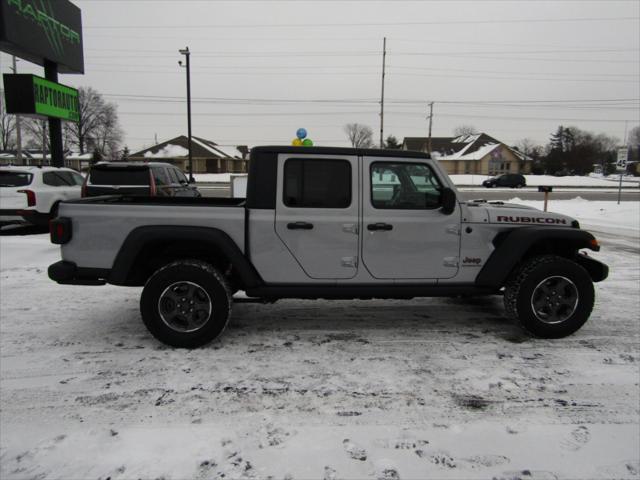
[402,133,532,176]
[0,150,93,171]
[128,135,248,174]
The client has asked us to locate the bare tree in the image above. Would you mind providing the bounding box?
[87,103,123,160]
[66,87,122,157]
[23,119,49,153]
[344,123,374,148]
[453,125,478,137]
[1,95,16,150]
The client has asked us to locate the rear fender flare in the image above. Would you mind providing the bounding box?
[108,226,263,288]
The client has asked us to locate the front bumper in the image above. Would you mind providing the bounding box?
[48,260,108,286]
[575,253,609,282]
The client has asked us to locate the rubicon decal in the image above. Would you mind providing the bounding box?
[497,216,567,225]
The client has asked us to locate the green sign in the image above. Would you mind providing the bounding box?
[32,76,78,121]
[3,74,79,122]
[0,0,84,74]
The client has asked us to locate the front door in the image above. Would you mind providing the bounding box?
[361,157,461,280]
[275,155,359,279]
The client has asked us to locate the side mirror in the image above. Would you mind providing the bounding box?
[440,187,457,215]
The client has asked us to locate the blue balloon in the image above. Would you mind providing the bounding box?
[296,128,307,139]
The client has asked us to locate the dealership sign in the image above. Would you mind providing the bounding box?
[3,74,79,121]
[0,0,84,73]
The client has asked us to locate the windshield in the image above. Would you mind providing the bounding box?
[0,171,33,187]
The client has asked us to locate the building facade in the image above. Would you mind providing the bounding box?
[129,135,248,174]
[402,133,532,176]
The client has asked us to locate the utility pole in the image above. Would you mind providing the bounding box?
[379,37,386,149]
[427,101,434,154]
[10,56,22,163]
[179,47,194,182]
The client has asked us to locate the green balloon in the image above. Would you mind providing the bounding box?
[302,138,313,146]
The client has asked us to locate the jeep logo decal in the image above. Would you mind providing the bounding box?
[497,216,567,225]
[462,256,482,265]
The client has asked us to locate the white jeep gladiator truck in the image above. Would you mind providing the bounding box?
[48,146,608,348]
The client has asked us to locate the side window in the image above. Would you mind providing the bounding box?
[152,167,169,186]
[70,172,85,185]
[283,158,351,208]
[173,169,188,184]
[43,171,73,187]
[167,168,180,184]
[371,162,442,209]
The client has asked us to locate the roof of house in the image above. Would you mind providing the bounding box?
[130,135,242,159]
[402,133,530,162]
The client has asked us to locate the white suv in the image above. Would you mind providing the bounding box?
[0,166,84,226]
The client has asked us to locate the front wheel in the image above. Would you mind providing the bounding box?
[140,260,232,348]
[504,255,594,338]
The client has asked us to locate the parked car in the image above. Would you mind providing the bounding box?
[482,173,526,188]
[83,162,200,198]
[0,166,84,226]
[49,146,608,348]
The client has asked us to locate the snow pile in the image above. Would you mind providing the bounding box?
[193,173,233,183]
[144,144,189,159]
[508,197,640,235]
[451,174,639,187]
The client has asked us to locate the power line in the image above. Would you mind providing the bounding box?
[83,16,640,29]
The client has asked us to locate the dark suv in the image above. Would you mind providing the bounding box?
[482,173,526,188]
[83,162,200,198]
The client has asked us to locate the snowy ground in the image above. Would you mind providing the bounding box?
[449,174,639,188]
[1,201,639,479]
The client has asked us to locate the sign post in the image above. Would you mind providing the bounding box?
[538,186,553,212]
[1,0,84,167]
[616,146,628,205]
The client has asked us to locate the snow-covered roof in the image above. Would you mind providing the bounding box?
[440,142,501,161]
[452,134,481,144]
[144,144,189,159]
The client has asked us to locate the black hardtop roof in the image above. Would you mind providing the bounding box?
[251,145,431,159]
[92,161,175,169]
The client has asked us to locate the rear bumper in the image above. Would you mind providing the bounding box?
[48,260,108,286]
[0,208,48,225]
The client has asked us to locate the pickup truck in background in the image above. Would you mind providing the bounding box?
[48,146,608,348]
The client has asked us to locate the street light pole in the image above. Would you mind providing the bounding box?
[179,47,194,182]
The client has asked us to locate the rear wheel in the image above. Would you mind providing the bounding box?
[504,255,594,338]
[140,260,231,348]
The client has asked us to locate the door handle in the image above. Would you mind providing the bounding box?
[287,221,314,230]
[367,223,393,231]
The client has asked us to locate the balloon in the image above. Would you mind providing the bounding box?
[296,128,307,139]
[302,138,313,146]
[292,138,303,146]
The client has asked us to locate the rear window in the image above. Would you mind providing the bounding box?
[89,167,150,186]
[284,158,351,208]
[0,171,33,187]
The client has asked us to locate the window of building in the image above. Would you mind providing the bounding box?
[283,158,351,208]
[370,162,442,209]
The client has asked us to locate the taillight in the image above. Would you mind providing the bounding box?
[149,170,157,196]
[17,189,36,207]
[81,174,89,197]
[50,217,72,244]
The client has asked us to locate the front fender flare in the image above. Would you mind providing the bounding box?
[476,227,601,288]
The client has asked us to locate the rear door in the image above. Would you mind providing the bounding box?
[274,155,359,279]
[361,157,461,280]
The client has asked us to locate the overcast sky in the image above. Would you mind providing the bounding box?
[2,0,639,151]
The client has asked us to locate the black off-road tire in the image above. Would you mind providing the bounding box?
[140,260,232,348]
[504,255,594,338]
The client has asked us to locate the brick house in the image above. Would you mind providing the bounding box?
[129,135,248,174]
[402,133,532,175]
